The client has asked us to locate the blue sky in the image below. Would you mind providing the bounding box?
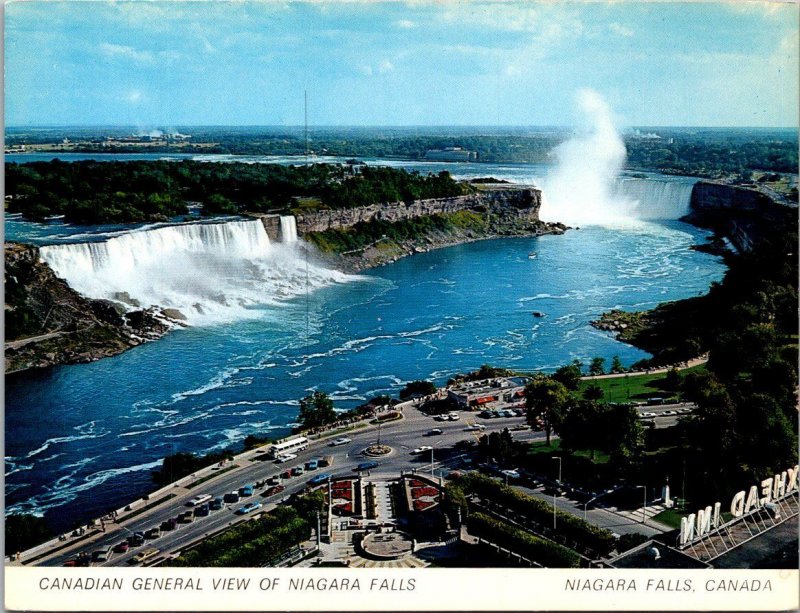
[5,1,798,127]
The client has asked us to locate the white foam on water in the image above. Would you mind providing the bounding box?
[39,218,358,325]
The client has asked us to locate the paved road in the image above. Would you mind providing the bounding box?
[32,407,543,567]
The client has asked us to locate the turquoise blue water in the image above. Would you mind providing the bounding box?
[5,219,725,531]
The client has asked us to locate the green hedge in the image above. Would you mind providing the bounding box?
[468,512,580,568]
[166,506,310,567]
[455,473,614,556]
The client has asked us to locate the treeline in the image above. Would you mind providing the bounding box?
[11,126,796,175]
[5,160,468,224]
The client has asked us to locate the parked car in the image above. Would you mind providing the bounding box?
[145,527,161,539]
[291,465,305,476]
[500,469,521,480]
[412,445,433,454]
[275,453,297,463]
[91,547,112,563]
[329,437,351,446]
[263,485,286,497]
[128,532,145,547]
[281,469,293,480]
[177,511,194,523]
[131,548,159,565]
[210,496,224,510]
[223,491,240,504]
[427,428,444,436]
[448,412,460,421]
[187,494,212,507]
[308,473,332,486]
[356,461,379,472]
[235,501,262,515]
[464,423,485,431]
[113,541,130,554]
[194,503,210,517]
[305,459,319,471]
[239,484,255,497]
[318,456,333,468]
[161,517,178,531]
[511,424,529,431]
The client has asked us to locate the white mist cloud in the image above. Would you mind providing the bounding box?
[539,89,638,226]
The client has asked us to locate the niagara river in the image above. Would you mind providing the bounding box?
[4,155,726,532]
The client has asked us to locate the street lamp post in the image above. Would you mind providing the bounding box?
[551,456,562,530]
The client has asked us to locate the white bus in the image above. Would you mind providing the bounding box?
[267,436,309,459]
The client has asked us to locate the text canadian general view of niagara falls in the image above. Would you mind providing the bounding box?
[3,2,799,612]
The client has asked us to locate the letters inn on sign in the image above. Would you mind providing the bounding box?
[678,464,799,547]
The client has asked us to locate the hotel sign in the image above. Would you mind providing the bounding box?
[678,464,798,546]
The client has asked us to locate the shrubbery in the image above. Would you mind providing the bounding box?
[166,506,310,567]
[467,512,580,568]
[454,473,615,556]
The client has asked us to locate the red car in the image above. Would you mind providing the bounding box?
[263,485,285,497]
[281,470,292,480]
[113,541,130,554]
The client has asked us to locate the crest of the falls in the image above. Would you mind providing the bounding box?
[39,219,353,324]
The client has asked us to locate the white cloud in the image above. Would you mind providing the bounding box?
[378,60,395,74]
[609,22,634,38]
[126,90,143,103]
[98,42,153,64]
[396,19,415,29]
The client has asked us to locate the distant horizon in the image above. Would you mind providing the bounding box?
[6,124,799,132]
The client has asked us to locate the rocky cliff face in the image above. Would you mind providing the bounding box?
[288,186,541,234]
[685,181,797,251]
[4,243,174,373]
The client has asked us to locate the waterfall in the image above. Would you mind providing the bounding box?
[613,176,696,220]
[280,215,298,243]
[39,219,352,325]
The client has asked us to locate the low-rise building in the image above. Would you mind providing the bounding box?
[447,376,529,409]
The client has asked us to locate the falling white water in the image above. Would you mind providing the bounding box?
[280,215,298,243]
[39,219,354,325]
[612,176,695,220]
[539,89,638,226]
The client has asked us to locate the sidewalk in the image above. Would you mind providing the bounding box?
[581,355,708,381]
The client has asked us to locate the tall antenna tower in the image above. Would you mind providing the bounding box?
[304,90,309,165]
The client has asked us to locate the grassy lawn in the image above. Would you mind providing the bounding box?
[526,440,561,456]
[652,507,690,529]
[526,439,609,465]
[578,364,706,404]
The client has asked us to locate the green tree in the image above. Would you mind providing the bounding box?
[663,368,682,392]
[552,363,582,391]
[399,380,437,400]
[582,384,604,402]
[559,399,602,459]
[525,376,570,445]
[298,391,337,430]
[589,357,606,376]
[5,514,53,555]
[610,355,625,374]
[478,428,517,466]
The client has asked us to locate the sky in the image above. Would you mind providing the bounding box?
[4,1,799,127]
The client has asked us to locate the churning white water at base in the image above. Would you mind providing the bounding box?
[39,219,354,325]
[280,215,298,242]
